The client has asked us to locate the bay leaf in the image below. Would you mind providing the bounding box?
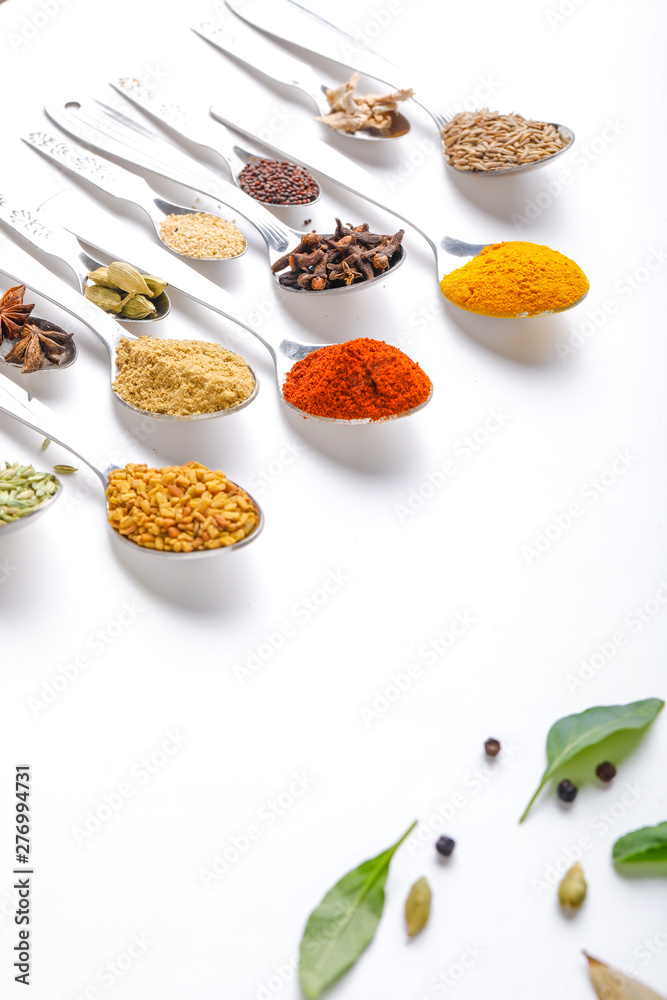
[405,876,431,936]
[586,953,666,1000]
[520,698,664,822]
[613,821,667,864]
[299,821,416,999]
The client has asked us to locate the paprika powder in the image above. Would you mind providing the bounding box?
[282,338,432,421]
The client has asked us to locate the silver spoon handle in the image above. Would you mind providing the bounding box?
[0,230,122,357]
[44,98,294,255]
[113,77,247,180]
[23,130,161,221]
[193,20,330,115]
[0,193,91,288]
[0,374,106,486]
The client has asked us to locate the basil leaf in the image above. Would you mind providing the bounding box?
[613,822,667,864]
[520,698,664,822]
[299,821,416,999]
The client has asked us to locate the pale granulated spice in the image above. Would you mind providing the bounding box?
[441,109,570,172]
[159,212,246,259]
[113,337,255,415]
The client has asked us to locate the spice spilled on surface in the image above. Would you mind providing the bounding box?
[159,212,245,259]
[282,338,432,421]
[441,109,571,172]
[113,338,255,416]
[106,462,259,552]
[439,242,589,317]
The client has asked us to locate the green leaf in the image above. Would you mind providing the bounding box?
[613,822,667,864]
[519,698,663,822]
[299,821,416,999]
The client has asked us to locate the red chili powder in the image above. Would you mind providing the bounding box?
[282,338,432,420]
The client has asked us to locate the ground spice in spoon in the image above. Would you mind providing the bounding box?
[282,338,432,421]
[439,241,589,317]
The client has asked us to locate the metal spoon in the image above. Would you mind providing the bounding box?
[222,0,575,175]
[0,193,170,323]
[193,19,411,142]
[23,130,247,264]
[39,189,431,425]
[0,373,264,556]
[114,77,322,209]
[207,114,589,318]
[0,229,259,419]
[39,101,406,296]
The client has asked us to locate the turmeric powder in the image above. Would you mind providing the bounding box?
[439,241,589,318]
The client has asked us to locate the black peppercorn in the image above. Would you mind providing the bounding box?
[435,836,456,857]
[484,738,501,757]
[557,779,578,803]
[596,761,617,782]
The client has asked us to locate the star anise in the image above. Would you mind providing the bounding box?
[4,323,73,374]
[0,285,34,343]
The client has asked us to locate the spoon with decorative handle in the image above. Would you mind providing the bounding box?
[38,188,431,425]
[40,97,407,296]
[0,371,264,556]
[22,130,247,264]
[0,228,259,419]
[0,192,170,323]
[193,18,411,142]
[114,77,321,209]
[222,0,575,175]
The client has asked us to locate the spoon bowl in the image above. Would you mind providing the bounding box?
[0,469,62,535]
[0,225,259,417]
[440,123,575,177]
[0,375,264,559]
[0,317,77,373]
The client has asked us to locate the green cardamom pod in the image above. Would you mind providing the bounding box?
[142,275,168,298]
[85,266,115,287]
[84,285,124,313]
[52,465,78,474]
[107,261,152,296]
[405,876,431,937]
[558,862,587,909]
[121,294,157,319]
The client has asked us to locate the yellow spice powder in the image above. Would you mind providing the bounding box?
[439,241,589,318]
[113,337,255,416]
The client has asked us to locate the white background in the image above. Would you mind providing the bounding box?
[0,0,665,998]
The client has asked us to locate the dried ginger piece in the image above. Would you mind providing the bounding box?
[316,72,414,134]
